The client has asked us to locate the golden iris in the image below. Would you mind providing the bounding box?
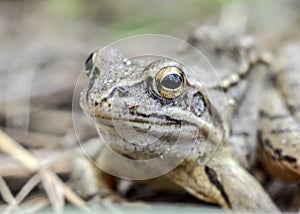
[154,66,185,99]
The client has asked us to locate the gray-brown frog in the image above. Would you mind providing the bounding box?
[75,26,299,212]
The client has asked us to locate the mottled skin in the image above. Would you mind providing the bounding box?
[76,26,299,212]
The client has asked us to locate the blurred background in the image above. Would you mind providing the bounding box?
[0,0,299,213]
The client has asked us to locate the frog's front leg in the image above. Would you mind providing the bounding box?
[166,145,279,212]
[71,140,123,203]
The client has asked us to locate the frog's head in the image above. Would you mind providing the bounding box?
[80,48,224,160]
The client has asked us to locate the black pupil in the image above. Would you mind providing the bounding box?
[161,73,182,89]
[85,53,94,71]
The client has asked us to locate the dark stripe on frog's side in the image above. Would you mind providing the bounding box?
[259,110,289,120]
[166,161,212,204]
[204,166,230,206]
[258,133,298,166]
[282,156,297,164]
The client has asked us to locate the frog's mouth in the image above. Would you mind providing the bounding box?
[84,108,189,136]
[92,111,183,127]
[82,104,214,147]
[89,112,201,160]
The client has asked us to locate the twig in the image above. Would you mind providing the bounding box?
[17,194,50,214]
[0,149,71,177]
[0,129,89,211]
[15,172,42,204]
[41,169,65,213]
[0,129,39,171]
[0,176,17,206]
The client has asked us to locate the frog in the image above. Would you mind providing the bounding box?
[75,25,299,212]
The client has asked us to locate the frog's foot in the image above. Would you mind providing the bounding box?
[166,146,279,212]
[71,155,125,204]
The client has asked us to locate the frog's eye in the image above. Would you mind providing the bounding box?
[84,52,96,75]
[154,66,185,99]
